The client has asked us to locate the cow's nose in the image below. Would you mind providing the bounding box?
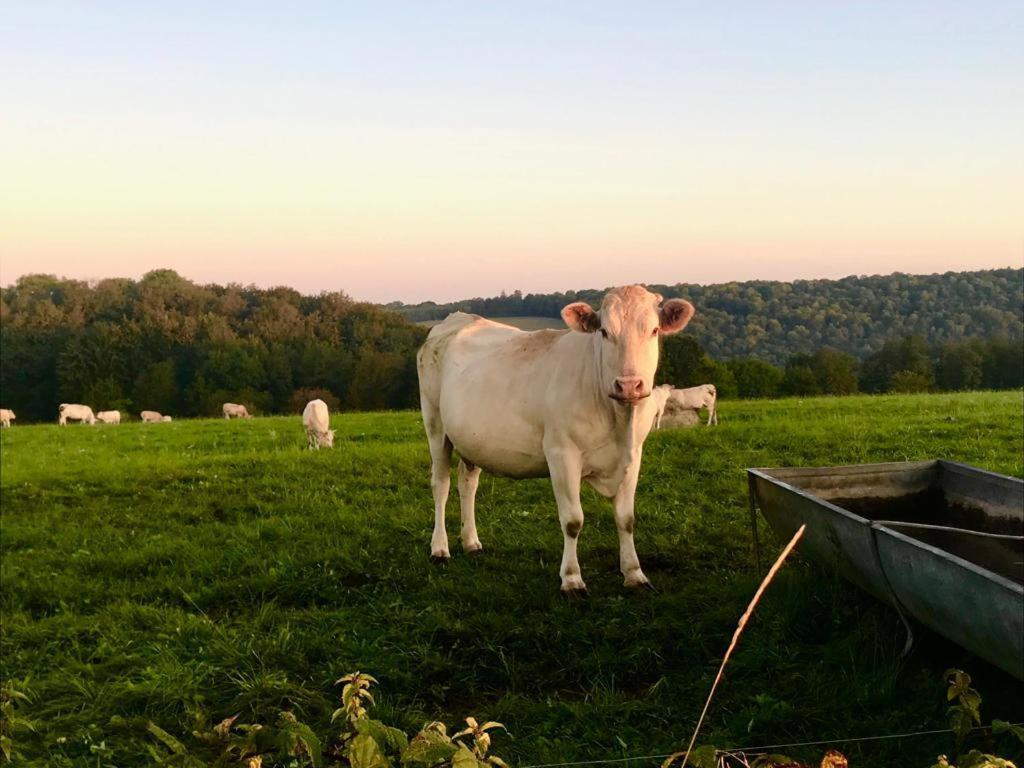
[614,376,645,399]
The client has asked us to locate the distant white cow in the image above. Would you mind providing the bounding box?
[651,385,673,429]
[0,408,15,428]
[96,410,121,424]
[59,403,96,425]
[302,399,335,449]
[222,403,252,419]
[140,410,163,423]
[668,384,718,426]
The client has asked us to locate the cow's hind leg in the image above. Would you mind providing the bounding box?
[423,407,453,562]
[458,459,482,553]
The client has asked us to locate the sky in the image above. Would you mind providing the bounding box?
[2,2,1021,303]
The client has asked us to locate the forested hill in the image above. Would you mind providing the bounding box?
[1,270,426,422]
[390,268,1024,365]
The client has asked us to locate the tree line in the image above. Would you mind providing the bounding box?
[0,270,426,422]
[1,269,1020,423]
[658,334,1023,399]
[390,268,1023,366]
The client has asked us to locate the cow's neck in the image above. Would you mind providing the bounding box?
[586,333,640,442]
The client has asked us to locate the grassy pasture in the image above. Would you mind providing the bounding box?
[1,392,1022,766]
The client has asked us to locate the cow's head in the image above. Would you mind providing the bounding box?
[321,429,336,448]
[561,285,694,405]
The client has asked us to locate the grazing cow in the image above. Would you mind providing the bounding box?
[0,409,14,428]
[669,384,718,425]
[222,403,252,419]
[59,403,96,425]
[302,399,335,449]
[96,410,121,424]
[417,285,694,593]
[140,410,163,423]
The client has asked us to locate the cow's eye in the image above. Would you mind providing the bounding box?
[651,327,659,337]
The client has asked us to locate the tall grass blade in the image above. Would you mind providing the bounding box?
[678,524,806,768]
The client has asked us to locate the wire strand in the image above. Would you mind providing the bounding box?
[516,722,1024,768]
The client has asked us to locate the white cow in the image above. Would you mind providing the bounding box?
[302,399,335,449]
[140,410,163,423]
[669,384,718,426]
[59,403,96,425]
[651,385,673,429]
[222,403,252,419]
[0,408,15,428]
[417,285,695,593]
[96,410,121,424]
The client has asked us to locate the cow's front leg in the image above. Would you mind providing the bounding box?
[546,447,587,594]
[614,453,650,588]
[458,458,483,553]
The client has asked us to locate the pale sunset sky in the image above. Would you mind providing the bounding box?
[2,2,1021,303]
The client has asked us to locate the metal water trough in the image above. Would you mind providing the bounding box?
[747,460,1024,679]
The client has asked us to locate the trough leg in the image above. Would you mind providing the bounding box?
[458,459,483,553]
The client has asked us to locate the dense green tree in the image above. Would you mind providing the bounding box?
[727,358,784,398]
[133,360,179,414]
[782,362,821,396]
[935,340,984,391]
[890,370,933,393]
[813,347,859,395]
[981,337,1024,390]
[658,336,706,387]
[860,336,934,393]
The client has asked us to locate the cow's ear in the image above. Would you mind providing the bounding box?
[561,302,601,333]
[658,299,694,335]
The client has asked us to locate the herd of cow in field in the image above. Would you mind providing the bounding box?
[2,286,721,593]
[0,399,340,449]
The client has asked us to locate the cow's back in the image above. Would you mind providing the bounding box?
[419,313,570,477]
[302,399,329,432]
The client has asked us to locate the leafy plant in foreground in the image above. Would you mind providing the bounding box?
[145,672,507,767]
[333,671,508,768]
[931,669,1024,768]
[0,680,35,763]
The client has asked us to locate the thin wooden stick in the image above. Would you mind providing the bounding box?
[678,524,806,768]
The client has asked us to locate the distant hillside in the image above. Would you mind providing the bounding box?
[390,269,1023,365]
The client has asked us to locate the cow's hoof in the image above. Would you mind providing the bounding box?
[462,542,484,555]
[623,572,655,591]
[626,580,657,593]
[561,586,589,599]
[430,554,451,565]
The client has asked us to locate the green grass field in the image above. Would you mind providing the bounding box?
[2,392,1022,766]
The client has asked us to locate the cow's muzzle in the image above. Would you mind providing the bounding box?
[610,376,649,405]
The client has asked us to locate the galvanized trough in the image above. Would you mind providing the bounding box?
[747,460,1023,679]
